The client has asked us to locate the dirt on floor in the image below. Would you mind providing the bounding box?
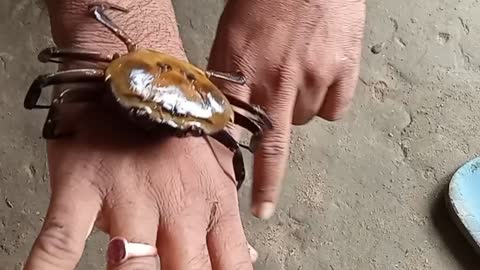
[1,0,480,269]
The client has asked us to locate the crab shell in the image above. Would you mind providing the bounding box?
[104,48,234,134]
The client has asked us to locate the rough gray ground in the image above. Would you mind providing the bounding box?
[1,0,480,269]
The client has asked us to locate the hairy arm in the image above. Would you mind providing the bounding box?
[45,0,186,60]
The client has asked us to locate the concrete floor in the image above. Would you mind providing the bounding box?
[1,0,480,269]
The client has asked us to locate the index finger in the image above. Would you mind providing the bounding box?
[250,74,297,219]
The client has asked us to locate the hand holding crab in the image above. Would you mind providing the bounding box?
[23,1,266,270]
[22,0,366,268]
[26,3,272,190]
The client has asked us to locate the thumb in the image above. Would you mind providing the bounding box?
[250,74,297,220]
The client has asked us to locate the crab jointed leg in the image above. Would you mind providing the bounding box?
[224,93,273,129]
[210,130,246,190]
[231,110,266,152]
[204,69,273,131]
[88,2,138,52]
[24,69,105,109]
[24,69,106,139]
[205,70,246,85]
[37,47,114,64]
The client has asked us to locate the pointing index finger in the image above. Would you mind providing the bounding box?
[251,72,297,220]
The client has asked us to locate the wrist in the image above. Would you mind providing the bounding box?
[45,0,187,62]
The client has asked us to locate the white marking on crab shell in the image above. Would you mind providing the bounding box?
[166,120,179,128]
[129,68,154,101]
[128,68,225,119]
[207,92,225,112]
[142,106,153,115]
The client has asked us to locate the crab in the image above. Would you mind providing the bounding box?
[23,2,273,190]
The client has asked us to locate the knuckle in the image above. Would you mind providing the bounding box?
[216,203,240,224]
[254,184,278,195]
[34,220,82,263]
[187,245,211,268]
[260,133,289,160]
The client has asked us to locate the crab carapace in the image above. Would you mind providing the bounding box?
[23,2,273,190]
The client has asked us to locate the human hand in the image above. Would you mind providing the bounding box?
[25,114,255,270]
[208,0,366,219]
[24,0,256,269]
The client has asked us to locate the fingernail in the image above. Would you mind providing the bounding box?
[248,244,258,263]
[252,202,275,220]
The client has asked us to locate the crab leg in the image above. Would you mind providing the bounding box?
[25,69,106,139]
[37,47,114,64]
[231,110,266,153]
[25,69,105,109]
[205,70,272,129]
[39,87,98,139]
[224,93,273,130]
[88,3,138,52]
[36,85,107,139]
[210,130,246,190]
[205,70,246,85]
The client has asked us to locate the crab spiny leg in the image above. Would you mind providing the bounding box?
[88,3,138,52]
[37,47,114,64]
[24,69,105,109]
[210,131,246,190]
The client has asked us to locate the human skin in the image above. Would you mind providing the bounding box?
[24,0,254,270]
[208,0,366,219]
[23,0,366,269]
